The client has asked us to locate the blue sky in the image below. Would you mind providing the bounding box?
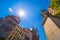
[0,0,50,40]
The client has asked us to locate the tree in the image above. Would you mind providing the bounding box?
[50,0,60,17]
[50,0,60,10]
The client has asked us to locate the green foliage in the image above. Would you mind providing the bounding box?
[50,0,60,17]
[50,0,59,10]
[55,6,60,15]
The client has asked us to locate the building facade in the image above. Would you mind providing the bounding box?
[48,7,56,15]
[42,10,60,40]
[22,28,39,40]
[0,15,39,40]
[22,28,32,40]
[30,28,39,40]
[0,16,26,40]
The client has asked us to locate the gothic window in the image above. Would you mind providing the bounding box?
[25,37,29,40]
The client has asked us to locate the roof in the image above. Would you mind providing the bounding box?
[42,11,60,29]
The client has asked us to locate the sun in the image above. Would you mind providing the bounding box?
[18,9,25,17]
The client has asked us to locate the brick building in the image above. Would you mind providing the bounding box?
[23,28,39,40]
[48,7,56,15]
[0,16,26,40]
[0,15,39,40]
[42,10,60,40]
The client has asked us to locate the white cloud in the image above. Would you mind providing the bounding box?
[9,8,13,12]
